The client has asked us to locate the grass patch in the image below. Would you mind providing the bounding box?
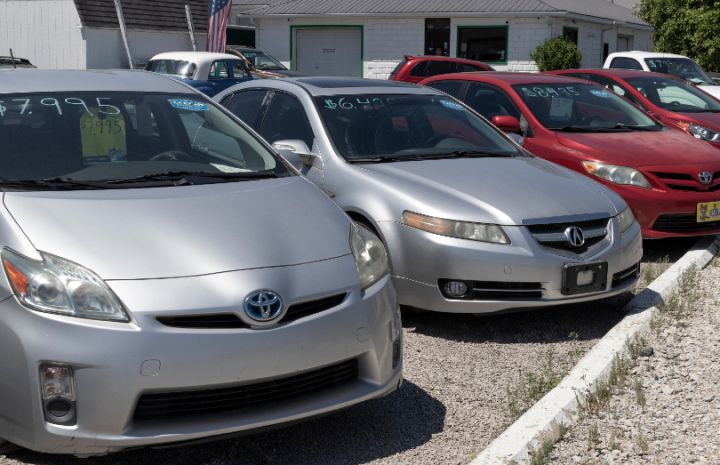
[642,255,669,284]
[529,439,553,465]
[633,378,646,407]
[587,423,600,448]
[506,348,567,423]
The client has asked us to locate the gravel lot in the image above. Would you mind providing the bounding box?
[547,249,720,465]
[0,239,697,465]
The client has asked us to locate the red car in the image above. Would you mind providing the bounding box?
[546,69,720,150]
[421,72,720,239]
[389,55,493,84]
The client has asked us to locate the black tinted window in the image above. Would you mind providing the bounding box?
[409,61,429,77]
[465,83,520,120]
[426,60,456,77]
[224,90,268,128]
[425,80,465,98]
[459,62,486,72]
[260,92,314,149]
[609,58,643,70]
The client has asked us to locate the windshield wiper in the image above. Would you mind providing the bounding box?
[104,170,279,185]
[0,178,112,190]
[416,150,513,160]
[552,125,631,132]
[690,109,720,113]
[347,156,419,164]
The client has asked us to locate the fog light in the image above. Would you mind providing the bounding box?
[48,400,71,417]
[40,365,77,426]
[444,281,468,297]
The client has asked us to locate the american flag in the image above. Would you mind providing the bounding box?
[206,0,232,53]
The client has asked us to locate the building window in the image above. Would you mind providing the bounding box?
[457,26,508,64]
[563,27,578,45]
[425,18,450,56]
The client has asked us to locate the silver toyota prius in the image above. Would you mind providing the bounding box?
[0,70,401,455]
[215,78,643,314]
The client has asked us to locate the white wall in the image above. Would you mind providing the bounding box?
[0,0,86,69]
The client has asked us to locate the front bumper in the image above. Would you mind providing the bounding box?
[379,217,642,314]
[0,255,401,455]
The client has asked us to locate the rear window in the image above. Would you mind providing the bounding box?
[409,61,429,77]
[145,60,196,79]
[644,58,716,86]
[609,57,643,70]
[390,58,407,77]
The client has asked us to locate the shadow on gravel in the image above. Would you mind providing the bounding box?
[2,380,445,465]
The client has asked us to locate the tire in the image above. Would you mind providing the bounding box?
[0,438,22,454]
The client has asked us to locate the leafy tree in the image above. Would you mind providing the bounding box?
[636,0,720,72]
[529,37,583,72]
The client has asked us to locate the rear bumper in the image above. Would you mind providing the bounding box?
[0,256,401,455]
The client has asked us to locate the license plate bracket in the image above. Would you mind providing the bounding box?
[696,201,720,223]
[561,261,608,296]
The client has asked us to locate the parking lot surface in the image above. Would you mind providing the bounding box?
[0,238,698,465]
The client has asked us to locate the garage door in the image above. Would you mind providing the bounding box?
[295,28,362,77]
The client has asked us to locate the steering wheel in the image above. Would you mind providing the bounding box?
[579,114,605,125]
[149,151,195,162]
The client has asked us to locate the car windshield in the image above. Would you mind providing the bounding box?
[644,58,716,86]
[511,82,659,131]
[145,60,196,79]
[624,75,720,113]
[314,94,522,162]
[241,51,287,70]
[0,92,290,189]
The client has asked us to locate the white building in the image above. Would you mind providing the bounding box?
[238,0,653,79]
[0,0,208,69]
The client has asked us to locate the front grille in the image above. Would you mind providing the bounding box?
[526,217,610,256]
[652,172,693,181]
[652,214,720,233]
[525,218,607,234]
[538,235,605,253]
[612,262,640,288]
[666,184,699,192]
[134,359,358,420]
[283,292,347,323]
[474,281,544,299]
[651,171,720,192]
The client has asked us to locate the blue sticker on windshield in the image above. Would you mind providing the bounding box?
[440,100,465,111]
[169,99,209,111]
[590,90,610,98]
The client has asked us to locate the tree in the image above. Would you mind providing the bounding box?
[529,37,583,72]
[636,0,720,72]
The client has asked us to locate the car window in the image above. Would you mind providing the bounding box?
[465,83,521,121]
[0,92,289,186]
[458,62,486,72]
[624,76,720,113]
[511,82,658,131]
[425,80,465,98]
[240,51,287,71]
[390,58,407,77]
[313,94,522,161]
[426,60,456,77]
[224,90,268,128]
[566,73,647,110]
[409,61,429,77]
[231,61,250,79]
[209,61,230,80]
[260,92,314,149]
[644,58,716,86]
[609,57,643,70]
[145,60,196,79]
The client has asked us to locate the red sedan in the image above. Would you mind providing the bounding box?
[421,72,720,239]
[546,69,720,150]
[390,55,493,84]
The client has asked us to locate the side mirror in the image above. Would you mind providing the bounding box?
[272,139,318,165]
[491,115,521,134]
[507,133,525,147]
[276,149,303,171]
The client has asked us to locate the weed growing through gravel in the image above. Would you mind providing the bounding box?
[635,433,650,453]
[587,423,600,448]
[505,349,567,422]
[608,427,622,450]
[642,255,669,284]
[633,378,646,407]
[558,421,569,440]
[528,439,553,465]
[469,448,477,460]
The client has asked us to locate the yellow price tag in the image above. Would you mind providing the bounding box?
[80,108,127,165]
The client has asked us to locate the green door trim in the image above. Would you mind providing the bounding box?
[455,25,509,65]
[290,25,364,77]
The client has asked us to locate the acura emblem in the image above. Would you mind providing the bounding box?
[244,290,284,323]
[564,226,585,248]
[699,171,712,184]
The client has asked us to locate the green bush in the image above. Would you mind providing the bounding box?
[529,36,583,72]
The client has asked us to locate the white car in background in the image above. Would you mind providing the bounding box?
[604,51,720,100]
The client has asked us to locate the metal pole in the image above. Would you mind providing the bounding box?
[114,0,134,68]
[8,48,16,69]
[186,5,197,52]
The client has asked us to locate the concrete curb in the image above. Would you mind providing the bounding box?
[473,235,720,465]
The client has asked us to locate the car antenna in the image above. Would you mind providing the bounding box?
[9,48,16,69]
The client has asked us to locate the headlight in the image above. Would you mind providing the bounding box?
[2,249,129,322]
[676,122,720,142]
[617,207,636,234]
[582,161,652,189]
[350,225,389,291]
[403,211,510,244]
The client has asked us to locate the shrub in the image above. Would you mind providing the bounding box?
[529,36,583,72]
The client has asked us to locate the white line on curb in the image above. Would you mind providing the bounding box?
[473,235,720,465]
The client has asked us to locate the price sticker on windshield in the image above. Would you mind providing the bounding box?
[549,97,573,122]
[80,108,127,165]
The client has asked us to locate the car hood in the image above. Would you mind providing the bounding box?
[556,129,720,167]
[698,85,720,100]
[354,157,621,225]
[678,112,720,130]
[4,178,352,280]
[266,70,304,78]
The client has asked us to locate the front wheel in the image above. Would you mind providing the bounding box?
[0,438,22,454]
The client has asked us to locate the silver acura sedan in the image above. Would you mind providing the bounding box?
[0,70,401,455]
[215,78,643,314]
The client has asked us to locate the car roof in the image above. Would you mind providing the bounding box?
[553,68,653,78]
[607,51,688,59]
[0,69,196,94]
[222,77,441,98]
[150,51,239,65]
[405,55,486,64]
[425,72,586,85]
[228,46,257,52]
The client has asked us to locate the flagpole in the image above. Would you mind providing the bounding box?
[114,0,134,69]
[185,5,197,52]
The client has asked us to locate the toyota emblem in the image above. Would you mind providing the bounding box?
[244,290,284,323]
[699,171,712,184]
[564,226,585,248]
